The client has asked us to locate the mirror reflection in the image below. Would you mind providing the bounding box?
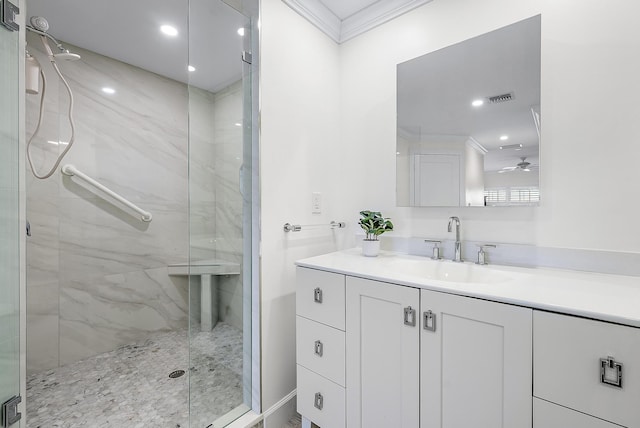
[397,15,541,207]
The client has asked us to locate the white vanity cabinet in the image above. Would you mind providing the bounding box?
[297,267,533,428]
[296,267,346,428]
[533,310,640,428]
[345,277,420,428]
[296,254,640,428]
[420,289,533,428]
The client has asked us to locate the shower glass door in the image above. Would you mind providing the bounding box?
[188,0,257,426]
[0,9,22,424]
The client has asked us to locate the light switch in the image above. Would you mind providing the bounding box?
[312,192,322,214]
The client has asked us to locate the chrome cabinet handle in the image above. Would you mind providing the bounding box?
[314,340,323,357]
[314,392,323,410]
[404,306,416,326]
[423,310,436,332]
[600,356,623,388]
[313,287,323,303]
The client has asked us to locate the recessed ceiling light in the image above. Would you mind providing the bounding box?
[237,27,245,36]
[188,65,196,72]
[102,87,116,94]
[500,135,509,141]
[234,122,242,127]
[471,99,484,107]
[160,25,178,37]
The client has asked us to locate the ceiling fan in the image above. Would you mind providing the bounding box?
[498,157,539,173]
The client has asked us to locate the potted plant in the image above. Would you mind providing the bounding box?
[358,210,394,257]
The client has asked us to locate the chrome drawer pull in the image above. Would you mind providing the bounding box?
[314,392,324,410]
[404,306,416,326]
[314,287,323,303]
[314,340,323,357]
[600,356,623,388]
[423,310,436,332]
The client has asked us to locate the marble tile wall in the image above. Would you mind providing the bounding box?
[26,34,190,372]
[26,33,247,373]
[212,82,245,331]
[190,82,245,331]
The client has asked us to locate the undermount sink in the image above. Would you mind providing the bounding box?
[386,257,512,284]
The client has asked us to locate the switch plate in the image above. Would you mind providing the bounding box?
[311,192,322,214]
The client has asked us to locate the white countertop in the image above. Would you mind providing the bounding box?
[296,248,640,328]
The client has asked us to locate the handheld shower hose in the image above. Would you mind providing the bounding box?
[26,20,79,180]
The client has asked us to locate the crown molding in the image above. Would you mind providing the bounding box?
[466,136,488,155]
[341,0,434,43]
[282,0,341,42]
[282,0,434,44]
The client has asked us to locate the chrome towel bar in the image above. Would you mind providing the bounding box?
[283,221,345,232]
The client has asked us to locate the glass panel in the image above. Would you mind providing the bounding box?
[25,2,191,426]
[0,17,21,406]
[21,0,256,425]
[188,0,253,426]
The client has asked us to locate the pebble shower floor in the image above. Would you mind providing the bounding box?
[26,323,243,428]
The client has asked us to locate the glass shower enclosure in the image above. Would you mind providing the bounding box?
[0,2,22,426]
[186,0,257,425]
[20,0,258,426]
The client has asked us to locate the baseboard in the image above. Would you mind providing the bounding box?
[225,389,297,428]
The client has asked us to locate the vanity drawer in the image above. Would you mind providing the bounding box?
[534,398,625,428]
[534,310,640,427]
[296,267,345,330]
[297,365,345,428]
[296,316,345,386]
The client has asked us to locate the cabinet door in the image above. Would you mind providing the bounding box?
[534,310,640,427]
[346,277,420,428]
[421,290,532,428]
[534,398,625,428]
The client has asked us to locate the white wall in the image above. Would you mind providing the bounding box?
[340,0,640,250]
[484,170,539,188]
[464,142,485,207]
[259,0,640,412]
[259,0,352,410]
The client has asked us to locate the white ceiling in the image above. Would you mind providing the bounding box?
[283,0,433,43]
[25,0,248,92]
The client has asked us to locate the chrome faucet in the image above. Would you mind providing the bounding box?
[447,216,462,262]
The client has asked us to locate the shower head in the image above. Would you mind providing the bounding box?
[30,16,49,32]
[54,52,81,61]
[26,16,81,62]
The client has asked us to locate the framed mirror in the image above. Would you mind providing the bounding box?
[396,15,541,207]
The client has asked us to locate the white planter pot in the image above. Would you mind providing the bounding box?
[362,239,381,257]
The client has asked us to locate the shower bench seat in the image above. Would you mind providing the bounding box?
[168,259,240,332]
